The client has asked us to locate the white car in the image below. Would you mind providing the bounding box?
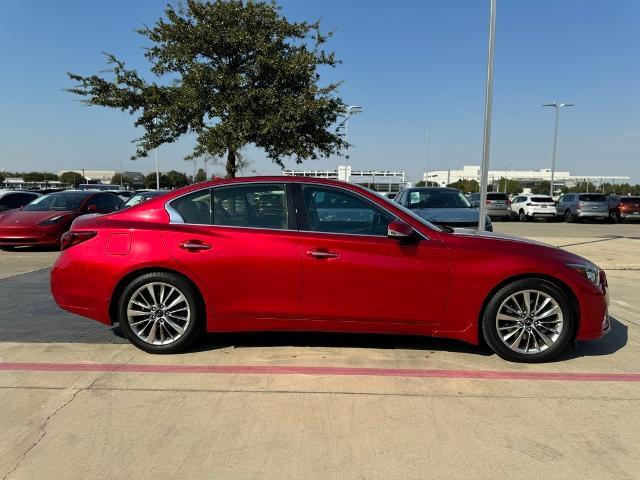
[510,194,556,222]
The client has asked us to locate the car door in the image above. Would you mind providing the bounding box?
[295,183,450,325]
[162,183,302,321]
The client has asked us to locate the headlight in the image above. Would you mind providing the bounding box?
[38,214,66,226]
[567,263,600,287]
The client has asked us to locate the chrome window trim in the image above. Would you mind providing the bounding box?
[164,180,431,240]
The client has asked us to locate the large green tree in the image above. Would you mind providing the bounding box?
[194,168,207,183]
[447,179,480,193]
[60,171,86,187]
[144,170,189,189]
[530,181,551,195]
[67,0,347,177]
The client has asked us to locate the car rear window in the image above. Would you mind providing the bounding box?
[578,194,606,202]
[620,197,640,204]
[487,193,508,200]
[531,197,553,203]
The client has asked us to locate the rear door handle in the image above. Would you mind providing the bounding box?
[179,240,212,252]
[307,248,339,259]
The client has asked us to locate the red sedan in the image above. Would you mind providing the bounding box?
[0,190,123,250]
[50,177,610,362]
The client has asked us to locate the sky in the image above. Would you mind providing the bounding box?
[1,0,639,183]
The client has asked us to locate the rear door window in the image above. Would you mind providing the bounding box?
[213,184,288,229]
[170,189,212,225]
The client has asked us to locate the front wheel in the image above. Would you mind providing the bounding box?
[482,279,575,362]
[564,210,574,223]
[117,272,203,354]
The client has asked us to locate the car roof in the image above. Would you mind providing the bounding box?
[0,190,41,197]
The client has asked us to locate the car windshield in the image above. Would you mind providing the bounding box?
[23,192,88,211]
[407,190,472,209]
[578,194,606,202]
[531,197,554,202]
[376,194,444,232]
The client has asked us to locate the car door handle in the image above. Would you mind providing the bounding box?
[179,240,212,252]
[307,249,339,259]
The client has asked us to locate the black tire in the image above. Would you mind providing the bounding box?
[481,278,576,363]
[117,271,203,354]
[518,209,527,222]
[564,210,574,223]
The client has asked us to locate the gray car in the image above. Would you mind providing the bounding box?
[468,192,512,219]
[555,193,609,222]
[395,187,492,231]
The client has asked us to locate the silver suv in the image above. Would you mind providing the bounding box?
[555,193,608,222]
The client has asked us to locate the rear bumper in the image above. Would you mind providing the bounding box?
[486,208,510,217]
[620,212,640,219]
[576,211,608,218]
[525,207,555,217]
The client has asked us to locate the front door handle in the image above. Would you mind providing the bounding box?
[307,248,339,259]
[179,240,212,252]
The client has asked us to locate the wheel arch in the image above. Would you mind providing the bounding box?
[108,267,208,327]
[477,273,580,346]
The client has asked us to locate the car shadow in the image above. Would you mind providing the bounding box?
[192,331,494,357]
[112,318,627,362]
[555,316,628,361]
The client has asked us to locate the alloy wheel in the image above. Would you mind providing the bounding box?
[126,282,191,345]
[495,289,564,354]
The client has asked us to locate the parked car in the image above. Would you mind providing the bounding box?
[0,190,41,212]
[122,190,168,208]
[0,191,123,249]
[555,193,609,222]
[394,187,492,231]
[468,192,512,219]
[510,194,556,222]
[50,177,610,362]
[609,196,640,223]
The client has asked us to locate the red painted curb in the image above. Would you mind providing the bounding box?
[1,362,639,382]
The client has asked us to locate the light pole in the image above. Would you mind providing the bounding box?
[425,129,431,186]
[542,101,574,197]
[478,0,497,231]
[342,105,362,161]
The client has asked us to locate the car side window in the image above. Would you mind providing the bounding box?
[301,185,393,236]
[213,184,288,229]
[87,194,122,212]
[170,189,212,225]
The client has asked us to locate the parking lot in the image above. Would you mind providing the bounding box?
[1,222,639,480]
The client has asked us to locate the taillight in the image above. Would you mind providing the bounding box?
[486,200,492,205]
[60,231,97,251]
[506,199,511,206]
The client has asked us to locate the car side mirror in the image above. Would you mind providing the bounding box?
[387,220,413,239]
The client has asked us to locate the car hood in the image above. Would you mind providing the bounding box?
[412,207,484,223]
[450,227,596,266]
[0,210,76,226]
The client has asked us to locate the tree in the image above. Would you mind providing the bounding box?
[67,0,347,178]
[447,179,479,193]
[60,171,86,187]
[195,168,207,183]
[530,181,550,195]
[497,177,523,196]
[144,171,189,189]
[111,173,133,186]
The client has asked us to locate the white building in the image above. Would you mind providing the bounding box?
[283,165,406,193]
[424,165,630,193]
[57,170,145,184]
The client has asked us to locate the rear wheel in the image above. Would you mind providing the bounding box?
[564,210,574,223]
[518,209,528,222]
[482,278,575,363]
[117,272,203,354]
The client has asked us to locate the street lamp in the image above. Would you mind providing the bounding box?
[543,101,574,197]
[341,105,362,160]
[425,129,432,186]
